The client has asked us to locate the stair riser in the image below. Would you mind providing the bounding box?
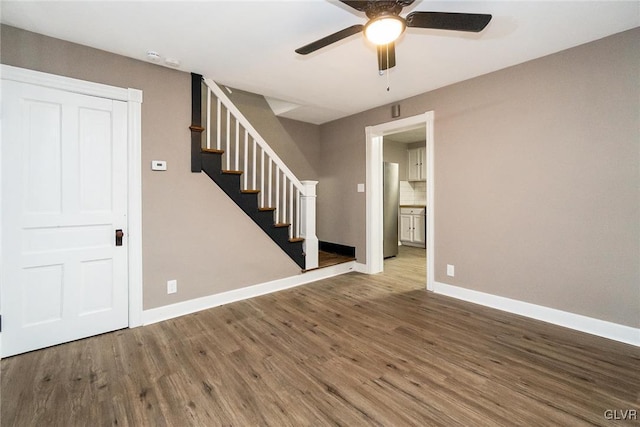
[252,210,276,230]
[201,151,222,172]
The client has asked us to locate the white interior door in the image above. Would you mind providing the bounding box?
[1,79,129,357]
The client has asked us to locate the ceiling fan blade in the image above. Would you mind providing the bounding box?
[406,11,492,32]
[339,0,416,13]
[339,0,368,12]
[295,24,364,55]
[377,42,396,71]
[397,0,416,7]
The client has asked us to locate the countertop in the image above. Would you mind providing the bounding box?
[400,204,426,208]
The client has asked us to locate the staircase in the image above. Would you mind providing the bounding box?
[189,74,318,270]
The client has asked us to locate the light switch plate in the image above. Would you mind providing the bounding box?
[167,279,177,294]
[357,183,365,193]
[152,160,167,171]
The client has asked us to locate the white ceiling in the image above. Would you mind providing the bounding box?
[2,1,638,124]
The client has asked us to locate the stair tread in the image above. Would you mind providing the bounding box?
[289,237,304,243]
[202,148,224,154]
[241,189,260,194]
[222,170,243,175]
[274,223,291,228]
[258,207,276,212]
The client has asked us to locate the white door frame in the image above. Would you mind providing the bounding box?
[365,111,435,290]
[0,65,144,328]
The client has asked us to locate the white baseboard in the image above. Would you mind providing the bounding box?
[354,262,368,273]
[432,282,640,347]
[142,261,356,325]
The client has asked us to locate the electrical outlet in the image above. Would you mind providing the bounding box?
[447,264,455,277]
[167,279,177,294]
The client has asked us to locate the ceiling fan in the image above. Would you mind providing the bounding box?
[295,0,492,71]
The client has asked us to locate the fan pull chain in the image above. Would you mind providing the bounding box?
[386,44,390,92]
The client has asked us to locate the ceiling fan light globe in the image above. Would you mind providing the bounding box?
[365,16,405,45]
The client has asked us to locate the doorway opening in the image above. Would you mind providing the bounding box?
[365,112,434,291]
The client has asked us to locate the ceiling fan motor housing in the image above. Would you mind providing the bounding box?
[365,1,404,19]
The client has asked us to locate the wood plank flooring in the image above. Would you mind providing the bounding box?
[2,246,639,426]
[316,250,356,270]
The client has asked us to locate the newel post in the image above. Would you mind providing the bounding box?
[300,180,319,270]
[190,73,204,172]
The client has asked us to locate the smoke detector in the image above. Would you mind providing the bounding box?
[146,50,161,62]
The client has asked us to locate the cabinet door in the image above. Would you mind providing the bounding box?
[400,214,413,242]
[419,147,426,180]
[407,148,421,181]
[408,147,426,181]
[413,215,426,245]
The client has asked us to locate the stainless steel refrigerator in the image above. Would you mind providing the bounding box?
[383,162,399,258]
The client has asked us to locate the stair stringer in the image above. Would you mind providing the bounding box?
[200,151,305,269]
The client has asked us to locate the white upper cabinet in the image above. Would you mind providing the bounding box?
[407,147,426,181]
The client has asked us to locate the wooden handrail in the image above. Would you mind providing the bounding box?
[203,78,306,195]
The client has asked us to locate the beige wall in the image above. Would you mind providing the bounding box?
[1,25,301,310]
[319,28,640,327]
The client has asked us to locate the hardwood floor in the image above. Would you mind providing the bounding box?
[2,247,638,426]
[315,251,356,270]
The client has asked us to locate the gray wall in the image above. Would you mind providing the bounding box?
[0,25,303,310]
[225,87,320,180]
[4,23,638,328]
[318,28,640,328]
[382,140,409,181]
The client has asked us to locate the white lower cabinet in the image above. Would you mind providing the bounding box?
[400,207,426,248]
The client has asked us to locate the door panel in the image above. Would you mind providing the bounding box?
[24,101,63,214]
[1,79,129,357]
[22,264,64,326]
[79,107,114,212]
[80,258,114,315]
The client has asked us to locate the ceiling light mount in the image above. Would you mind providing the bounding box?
[164,57,181,68]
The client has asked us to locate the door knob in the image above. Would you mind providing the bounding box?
[115,229,124,246]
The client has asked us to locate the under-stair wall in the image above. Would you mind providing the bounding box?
[190,73,319,270]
